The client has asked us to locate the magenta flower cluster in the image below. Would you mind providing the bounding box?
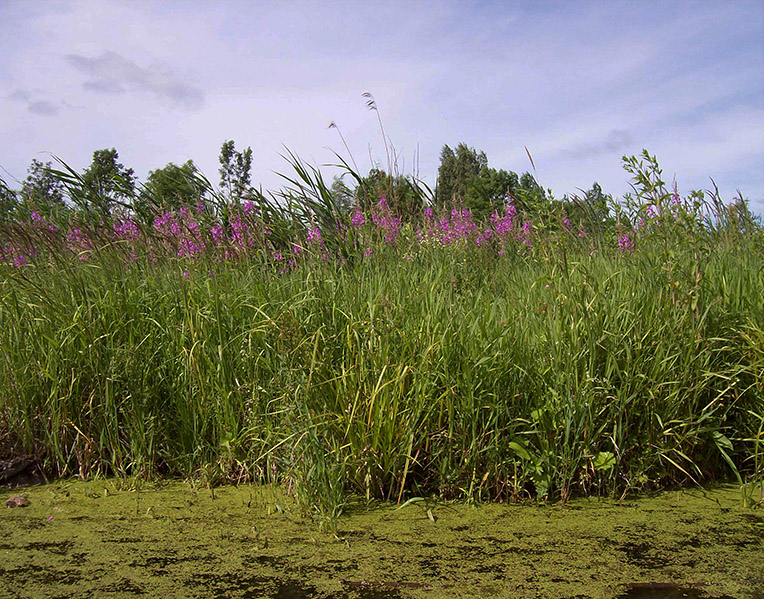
[419,205,519,251]
[0,241,34,267]
[618,234,633,252]
[370,198,402,243]
[2,197,623,271]
[351,207,366,228]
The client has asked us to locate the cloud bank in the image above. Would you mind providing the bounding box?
[66,51,204,109]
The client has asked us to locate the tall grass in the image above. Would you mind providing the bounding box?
[1,150,762,523]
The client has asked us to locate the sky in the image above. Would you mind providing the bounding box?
[1,1,763,214]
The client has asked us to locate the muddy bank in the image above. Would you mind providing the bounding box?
[1,481,762,598]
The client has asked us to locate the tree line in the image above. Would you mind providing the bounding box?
[1,140,615,229]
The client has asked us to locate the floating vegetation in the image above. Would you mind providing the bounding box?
[0,481,761,598]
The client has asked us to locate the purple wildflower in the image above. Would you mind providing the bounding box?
[351,207,366,228]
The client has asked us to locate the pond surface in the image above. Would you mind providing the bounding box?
[1,481,762,598]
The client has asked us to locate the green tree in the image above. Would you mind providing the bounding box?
[465,167,519,220]
[143,160,205,211]
[436,143,528,219]
[20,159,66,216]
[80,148,136,218]
[557,182,613,234]
[218,140,253,203]
[329,175,355,217]
[354,168,422,220]
[0,176,19,223]
[578,182,613,232]
[435,143,487,209]
[512,172,547,213]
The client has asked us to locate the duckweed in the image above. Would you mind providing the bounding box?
[1,481,761,598]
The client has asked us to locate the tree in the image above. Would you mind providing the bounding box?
[218,140,253,203]
[80,148,136,218]
[329,175,355,217]
[465,167,519,220]
[579,182,613,231]
[20,159,66,216]
[435,143,487,209]
[143,160,205,211]
[436,143,529,219]
[0,176,18,223]
[512,172,547,212]
[559,182,613,233]
[353,168,422,221]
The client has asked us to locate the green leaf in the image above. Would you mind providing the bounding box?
[712,432,742,485]
[508,441,531,462]
[712,431,733,451]
[593,451,616,471]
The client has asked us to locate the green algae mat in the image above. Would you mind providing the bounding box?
[1,481,762,598]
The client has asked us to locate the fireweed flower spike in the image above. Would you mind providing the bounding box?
[618,234,633,251]
[351,207,366,228]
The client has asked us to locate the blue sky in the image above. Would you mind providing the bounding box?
[1,1,763,214]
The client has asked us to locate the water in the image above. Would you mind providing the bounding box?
[1,481,761,598]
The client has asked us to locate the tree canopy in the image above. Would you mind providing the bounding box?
[143,160,205,211]
[219,140,253,204]
[0,176,18,223]
[79,148,136,218]
[20,159,66,216]
[435,142,546,219]
[435,143,487,209]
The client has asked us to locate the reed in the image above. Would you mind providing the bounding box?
[1,150,762,525]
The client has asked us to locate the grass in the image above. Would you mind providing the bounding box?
[0,150,762,526]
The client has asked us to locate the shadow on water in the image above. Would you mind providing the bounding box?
[198,575,411,599]
[620,541,667,569]
[616,582,738,599]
